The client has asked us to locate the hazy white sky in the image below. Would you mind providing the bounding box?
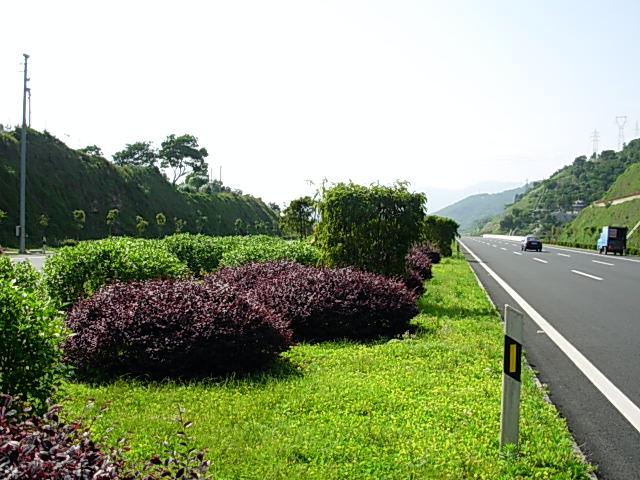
[2,1,639,211]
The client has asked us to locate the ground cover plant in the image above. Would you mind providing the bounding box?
[60,257,594,479]
[0,395,212,479]
[211,260,418,342]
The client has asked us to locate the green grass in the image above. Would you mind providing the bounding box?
[60,258,594,479]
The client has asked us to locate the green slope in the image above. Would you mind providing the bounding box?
[482,139,640,237]
[0,129,279,247]
[554,162,640,254]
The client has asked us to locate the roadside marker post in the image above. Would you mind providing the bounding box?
[500,304,523,451]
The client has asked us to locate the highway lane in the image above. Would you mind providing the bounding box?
[460,236,640,480]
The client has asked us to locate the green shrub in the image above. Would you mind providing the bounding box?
[0,277,66,410]
[43,237,190,306]
[160,233,239,274]
[314,182,426,275]
[420,215,459,257]
[218,236,321,267]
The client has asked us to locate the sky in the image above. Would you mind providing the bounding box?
[2,0,640,212]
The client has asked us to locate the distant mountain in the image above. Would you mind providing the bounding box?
[433,185,529,232]
[420,180,523,213]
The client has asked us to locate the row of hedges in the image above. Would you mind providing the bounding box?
[2,234,442,396]
[64,259,421,379]
[43,234,322,306]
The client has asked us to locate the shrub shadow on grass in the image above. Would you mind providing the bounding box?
[417,296,498,319]
[69,356,304,389]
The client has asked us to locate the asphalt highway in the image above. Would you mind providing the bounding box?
[460,236,640,480]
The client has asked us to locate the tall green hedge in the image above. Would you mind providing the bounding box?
[421,215,459,257]
[314,182,426,276]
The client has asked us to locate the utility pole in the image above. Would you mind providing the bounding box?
[19,53,30,254]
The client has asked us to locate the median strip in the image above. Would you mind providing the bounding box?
[571,270,603,281]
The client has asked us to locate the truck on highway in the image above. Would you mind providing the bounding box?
[597,226,627,255]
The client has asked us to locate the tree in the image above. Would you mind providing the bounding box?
[78,145,103,157]
[174,217,186,233]
[72,210,86,240]
[0,209,6,224]
[38,214,49,244]
[112,141,158,168]
[159,134,208,185]
[155,212,167,238]
[268,202,281,213]
[281,196,316,238]
[234,218,246,235]
[135,215,149,236]
[314,182,426,276]
[185,172,209,190]
[106,208,119,236]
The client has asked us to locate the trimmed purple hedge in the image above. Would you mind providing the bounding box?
[210,260,418,342]
[404,243,436,294]
[63,278,292,379]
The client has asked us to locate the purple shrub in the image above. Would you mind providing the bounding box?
[422,241,441,264]
[404,244,435,294]
[0,395,124,479]
[63,278,292,379]
[209,260,418,342]
[0,395,213,479]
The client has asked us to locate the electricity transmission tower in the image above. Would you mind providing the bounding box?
[591,129,600,158]
[616,116,627,150]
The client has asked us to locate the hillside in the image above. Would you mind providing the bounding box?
[0,129,279,247]
[482,139,640,237]
[554,162,640,253]
[433,184,529,233]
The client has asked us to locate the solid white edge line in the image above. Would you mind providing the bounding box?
[459,239,640,433]
[571,270,604,281]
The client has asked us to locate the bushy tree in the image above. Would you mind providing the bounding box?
[72,209,86,239]
[77,145,103,157]
[281,196,316,238]
[314,182,426,276]
[112,140,157,167]
[106,208,119,235]
[159,134,208,185]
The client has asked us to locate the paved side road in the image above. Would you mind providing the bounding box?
[5,253,51,270]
